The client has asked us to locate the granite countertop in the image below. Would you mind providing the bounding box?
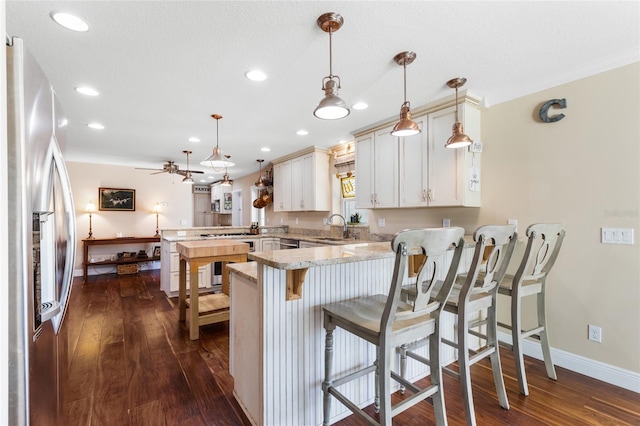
[227,262,258,283]
[248,236,476,270]
[249,242,394,270]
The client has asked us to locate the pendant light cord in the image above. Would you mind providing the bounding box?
[455,86,460,122]
[328,27,334,79]
[403,61,408,104]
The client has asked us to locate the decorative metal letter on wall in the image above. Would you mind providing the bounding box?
[539,98,567,123]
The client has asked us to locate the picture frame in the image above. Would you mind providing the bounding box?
[341,176,355,199]
[99,188,136,211]
[153,246,161,257]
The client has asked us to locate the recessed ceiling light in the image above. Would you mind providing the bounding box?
[296,130,309,136]
[188,137,201,143]
[87,122,104,130]
[75,86,99,96]
[245,70,267,81]
[338,140,346,144]
[50,12,89,32]
[352,102,368,110]
[199,180,207,183]
[261,147,271,152]
[208,176,215,179]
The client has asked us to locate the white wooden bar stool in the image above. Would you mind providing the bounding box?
[498,223,566,396]
[322,227,466,426]
[400,225,517,426]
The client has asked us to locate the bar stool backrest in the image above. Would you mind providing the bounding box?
[384,227,466,334]
[469,225,518,294]
[515,223,566,283]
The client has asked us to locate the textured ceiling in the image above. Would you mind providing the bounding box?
[6,1,639,181]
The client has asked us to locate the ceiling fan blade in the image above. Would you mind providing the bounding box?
[190,170,205,174]
[176,170,187,177]
[150,170,168,175]
[135,167,164,171]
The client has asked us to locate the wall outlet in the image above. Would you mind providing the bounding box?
[177,230,186,237]
[295,218,299,225]
[180,219,187,226]
[588,324,602,343]
[378,218,386,227]
[442,218,450,227]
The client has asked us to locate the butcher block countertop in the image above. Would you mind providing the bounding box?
[176,239,250,259]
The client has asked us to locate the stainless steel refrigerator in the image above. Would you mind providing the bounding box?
[6,36,77,425]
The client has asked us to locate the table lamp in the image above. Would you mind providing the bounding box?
[153,203,162,237]
[85,201,96,239]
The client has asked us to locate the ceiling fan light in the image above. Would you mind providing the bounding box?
[391,103,420,137]
[314,79,350,120]
[182,172,194,184]
[445,122,473,148]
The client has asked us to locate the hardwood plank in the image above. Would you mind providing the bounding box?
[62,271,639,426]
[129,399,165,426]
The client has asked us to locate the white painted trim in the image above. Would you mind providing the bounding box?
[498,331,640,394]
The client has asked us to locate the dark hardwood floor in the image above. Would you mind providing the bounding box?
[62,271,639,425]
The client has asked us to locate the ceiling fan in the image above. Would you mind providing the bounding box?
[136,151,205,177]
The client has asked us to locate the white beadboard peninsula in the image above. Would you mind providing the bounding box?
[228,241,474,426]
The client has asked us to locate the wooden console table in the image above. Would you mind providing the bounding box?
[82,236,161,280]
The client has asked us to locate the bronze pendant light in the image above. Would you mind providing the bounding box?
[445,77,473,149]
[181,150,194,185]
[201,114,236,171]
[391,51,421,137]
[220,155,233,187]
[313,12,350,120]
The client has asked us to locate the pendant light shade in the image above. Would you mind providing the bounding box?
[182,150,195,184]
[445,77,473,149]
[201,114,236,171]
[313,13,350,120]
[391,51,421,137]
[220,155,233,186]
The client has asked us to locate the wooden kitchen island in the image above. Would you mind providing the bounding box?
[177,240,249,340]
[227,241,473,425]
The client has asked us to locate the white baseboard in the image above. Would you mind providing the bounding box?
[497,331,640,393]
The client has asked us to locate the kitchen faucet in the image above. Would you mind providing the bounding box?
[327,214,349,239]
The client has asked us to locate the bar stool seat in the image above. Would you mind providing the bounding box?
[322,227,466,426]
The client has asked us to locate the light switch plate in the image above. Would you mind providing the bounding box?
[442,218,450,227]
[601,228,634,244]
[378,218,386,227]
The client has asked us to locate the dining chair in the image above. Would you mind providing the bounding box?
[400,224,517,426]
[322,227,466,426]
[498,223,566,396]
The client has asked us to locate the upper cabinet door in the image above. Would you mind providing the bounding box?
[355,133,374,209]
[373,127,399,208]
[399,118,427,207]
[273,160,292,212]
[428,105,462,206]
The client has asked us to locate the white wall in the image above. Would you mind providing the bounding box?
[66,162,194,274]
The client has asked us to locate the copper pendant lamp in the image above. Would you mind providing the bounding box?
[313,12,350,120]
[201,114,236,171]
[391,51,421,137]
[445,77,473,149]
[220,155,233,187]
[181,150,194,185]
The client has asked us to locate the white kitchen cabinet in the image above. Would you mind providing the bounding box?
[426,103,481,207]
[260,237,280,251]
[273,161,291,212]
[273,147,330,212]
[355,125,398,209]
[357,94,481,209]
[160,241,211,296]
[211,182,233,213]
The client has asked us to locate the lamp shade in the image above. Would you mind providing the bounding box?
[182,171,194,184]
[391,103,420,137]
[84,201,96,213]
[314,79,350,120]
[445,122,473,149]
